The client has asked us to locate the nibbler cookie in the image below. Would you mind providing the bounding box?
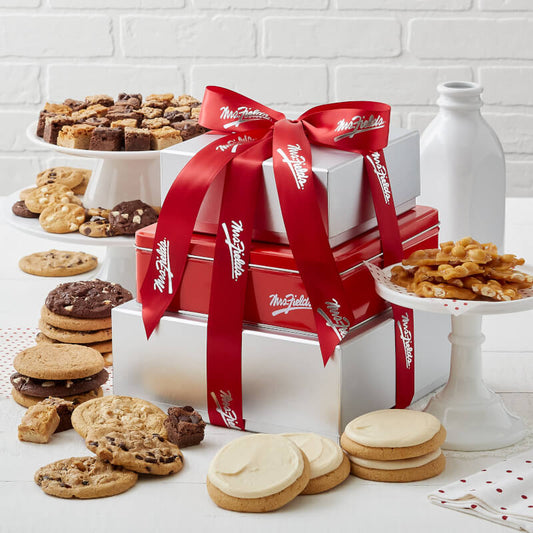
[341,409,446,483]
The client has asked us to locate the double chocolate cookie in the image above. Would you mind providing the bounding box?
[45,279,133,319]
[108,200,158,236]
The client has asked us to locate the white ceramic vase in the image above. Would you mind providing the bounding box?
[419,81,506,250]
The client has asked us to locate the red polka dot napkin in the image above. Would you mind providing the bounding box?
[429,450,533,531]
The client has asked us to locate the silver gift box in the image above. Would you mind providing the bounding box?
[160,127,420,247]
[113,301,450,440]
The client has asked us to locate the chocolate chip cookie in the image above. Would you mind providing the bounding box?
[45,280,133,319]
[35,167,86,189]
[35,456,138,499]
[18,250,98,277]
[108,200,158,235]
[79,218,114,238]
[86,430,184,475]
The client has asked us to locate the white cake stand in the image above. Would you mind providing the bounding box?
[27,123,161,209]
[5,191,137,292]
[368,262,533,451]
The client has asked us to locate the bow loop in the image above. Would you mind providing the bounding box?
[199,86,285,133]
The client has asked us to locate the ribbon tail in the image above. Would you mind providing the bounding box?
[206,138,272,430]
[364,149,415,408]
[140,132,263,338]
[272,119,355,366]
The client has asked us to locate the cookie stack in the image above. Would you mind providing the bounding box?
[11,344,108,408]
[340,409,446,482]
[37,279,133,367]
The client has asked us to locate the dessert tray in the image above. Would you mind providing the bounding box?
[368,261,533,451]
[27,123,161,210]
[5,190,136,291]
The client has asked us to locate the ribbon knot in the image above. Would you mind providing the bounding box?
[140,86,414,431]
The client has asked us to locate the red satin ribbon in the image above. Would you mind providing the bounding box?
[140,86,416,429]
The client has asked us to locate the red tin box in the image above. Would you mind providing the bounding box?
[135,206,439,334]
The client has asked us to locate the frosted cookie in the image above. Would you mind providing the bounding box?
[36,167,86,189]
[207,434,311,513]
[39,318,112,343]
[12,386,103,408]
[41,305,111,331]
[39,202,86,234]
[71,395,167,439]
[19,250,97,277]
[86,429,184,475]
[35,456,138,499]
[341,409,446,482]
[282,433,350,494]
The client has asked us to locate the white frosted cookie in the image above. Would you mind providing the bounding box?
[206,433,310,512]
[282,433,350,494]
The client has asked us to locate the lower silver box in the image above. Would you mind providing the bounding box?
[113,300,450,440]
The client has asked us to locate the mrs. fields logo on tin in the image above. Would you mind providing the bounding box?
[334,114,386,142]
[220,106,273,129]
[153,238,173,294]
[276,143,310,190]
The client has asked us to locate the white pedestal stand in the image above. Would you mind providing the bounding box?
[26,123,161,209]
[370,262,533,451]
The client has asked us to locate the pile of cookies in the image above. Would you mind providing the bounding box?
[341,410,446,483]
[36,92,207,151]
[206,432,350,512]
[34,396,187,499]
[391,237,533,301]
[12,166,160,237]
[12,343,108,409]
[37,279,133,367]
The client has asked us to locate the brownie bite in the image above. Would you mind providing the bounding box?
[173,119,208,141]
[85,94,114,107]
[43,115,74,145]
[84,116,111,128]
[41,397,75,432]
[57,124,95,150]
[89,127,124,151]
[164,108,190,122]
[124,127,151,151]
[164,406,206,447]
[106,106,141,124]
[150,127,182,150]
[63,98,87,112]
[36,111,53,138]
[116,93,142,108]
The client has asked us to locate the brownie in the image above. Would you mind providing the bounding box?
[41,397,75,432]
[164,406,206,447]
[43,115,74,144]
[124,127,151,151]
[116,93,142,109]
[173,119,208,141]
[85,94,114,107]
[89,127,124,151]
[164,110,190,122]
[63,99,87,112]
[84,116,110,128]
[106,106,142,124]
[36,111,53,138]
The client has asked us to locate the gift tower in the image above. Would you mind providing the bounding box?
[112,87,451,439]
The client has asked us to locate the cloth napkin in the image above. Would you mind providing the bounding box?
[428,450,533,531]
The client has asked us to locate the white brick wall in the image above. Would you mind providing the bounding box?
[1,1,532,196]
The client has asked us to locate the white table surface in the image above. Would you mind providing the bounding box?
[1,197,532,533]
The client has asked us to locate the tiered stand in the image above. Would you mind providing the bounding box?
[369,262,533,451]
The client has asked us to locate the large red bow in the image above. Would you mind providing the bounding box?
[140,86,414,430]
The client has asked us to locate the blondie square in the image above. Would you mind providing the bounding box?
[57,124,95,150]
[111,119,138,129]
[18,403,60,443]
[141,117,170,130]
[85,94,114,107]
[138,107,163,119]
[150,127,182,150]
[85,104,109,117]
